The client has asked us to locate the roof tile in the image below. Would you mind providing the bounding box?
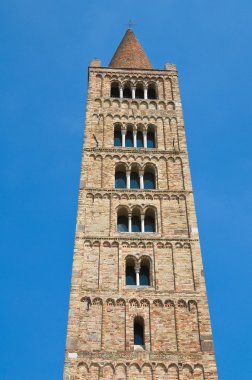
[109,29,153,69]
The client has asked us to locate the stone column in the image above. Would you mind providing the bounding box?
[132,86,136,99]
[143,131,147,148]
[128,214,132,233]
[126,170,131,189]
[144,86,148,100]
[141,214,145,233]
[133,130,137,148]
[139,170,144,189]
[119,86,123,99]
[135,263,140,286]
[122,129,126,147]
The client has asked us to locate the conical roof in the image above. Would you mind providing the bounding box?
[109,29,153,69]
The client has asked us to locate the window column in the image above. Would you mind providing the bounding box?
[128,214,132,233]
[141,214,145,233]
[135,263,140,286]
[139,170,144,189]
[132,86,136,99]
[133,129,137,148]
[126,170,131,189]
[119,85,123,99]
[121,128,126,147]
[143,131,147,148]
[144,85,148,100]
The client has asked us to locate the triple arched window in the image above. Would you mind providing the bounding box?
[117,207,156,233]
[110,81,157,100]
[115,164,156,190]
[114,124,156,149]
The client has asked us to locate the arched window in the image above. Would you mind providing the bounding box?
[115,166,126,188]
[132,216,141,232]
[130,172,140,189]
[144,166,155,189]
[132,208,141,232]
[126,258,136,285]
[147,83,157,99]
[117,208,128,232]
[125,126,133,147]
[144,172,155,189]
[140,265,150,286]
[147,126,155,148]
[135,83,144,99]
[140,257,151,286]
[111,82,120,98]
[134,317,144,346]
[126,266,136,285]
[137,131,144,148]
[144,208,155,232]
[114,125,122,147]
[123,83,132,99]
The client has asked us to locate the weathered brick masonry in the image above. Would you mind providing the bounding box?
[63,29,218,380]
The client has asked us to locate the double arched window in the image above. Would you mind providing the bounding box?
[114,124,156,149]
[110,81,157,100]
[125,256,151,286]
[117,207,156,233]
[115,164,156,190]
[126,258,136,285]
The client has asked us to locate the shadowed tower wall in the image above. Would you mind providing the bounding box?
[63,29,218,380]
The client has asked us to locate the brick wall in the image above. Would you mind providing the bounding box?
[63,65,218,380]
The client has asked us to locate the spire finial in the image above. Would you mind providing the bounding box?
[127,20,135,29]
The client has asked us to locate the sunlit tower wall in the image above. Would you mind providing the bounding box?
[63,29,218,380]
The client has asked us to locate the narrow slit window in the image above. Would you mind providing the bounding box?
[134,318,144,345]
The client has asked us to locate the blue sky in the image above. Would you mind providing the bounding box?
[1,0,252,379]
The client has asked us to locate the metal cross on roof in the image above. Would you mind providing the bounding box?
[127,20,136,29]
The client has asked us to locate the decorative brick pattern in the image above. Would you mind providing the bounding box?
[63,30,218,380]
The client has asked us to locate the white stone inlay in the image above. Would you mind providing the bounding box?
[68,352,78,359]
[191,227,198,234]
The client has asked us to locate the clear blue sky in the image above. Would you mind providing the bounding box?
[1,0,252,379]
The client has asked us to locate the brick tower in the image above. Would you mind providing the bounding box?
[63,29,218,380]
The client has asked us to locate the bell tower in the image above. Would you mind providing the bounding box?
[63,28,218,380]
